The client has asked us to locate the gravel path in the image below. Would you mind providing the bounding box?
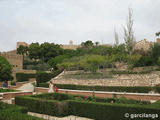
[16,82,35,92]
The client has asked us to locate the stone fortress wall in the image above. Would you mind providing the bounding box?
[0,51,23,71]
[0,44,35,81]
[133,38,160,52]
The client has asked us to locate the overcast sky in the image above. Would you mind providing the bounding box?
[0,0,160,52]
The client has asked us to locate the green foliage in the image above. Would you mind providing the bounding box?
[0,88,17,93]
[26,62,50,71]
[79,55,107,73]
[136,56,153,67]
[151,43,160,63]
[155,32,160,37]
[17,45,28,56]
[111,70,151,74]
[28,43,41,60]
[0,56,13,82]
[68,100,159,120]
[36,71,51,85]
[15,96,69,117]
[15,93,159,120]
[58,55,113,72]
[40,42,64,62]
[33,93,150,105]
[0,101,43,120]
[81,40,94,48]
[48,55,69,69]
[64,72,113,79]
[36,70,62,85]
[11,81,16,86]
[23,57,50,70]
[16,73,36,82]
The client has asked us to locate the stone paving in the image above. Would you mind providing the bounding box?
[28,112,93,120]
[16,82,35,92]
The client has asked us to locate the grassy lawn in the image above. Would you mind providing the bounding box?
[64,72,113,79]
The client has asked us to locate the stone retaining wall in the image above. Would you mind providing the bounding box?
[52,71,160,86]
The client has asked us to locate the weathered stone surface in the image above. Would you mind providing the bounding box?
[52,71,160,86]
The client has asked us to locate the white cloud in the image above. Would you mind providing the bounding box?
[0,0,159,51]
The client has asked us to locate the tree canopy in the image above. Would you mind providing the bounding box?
[0,56,13,82]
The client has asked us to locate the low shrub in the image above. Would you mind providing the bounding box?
[16,72,36,82]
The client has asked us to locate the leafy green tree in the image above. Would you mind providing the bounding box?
[155,32,160,37]
[17,45,28,56]
[40,42,64,62]
[0,56,13,82]
[63,49,77,57]
[48,55,68,69]
[28,43,41,60]
[81,40,94,48]
[112,44,126,55]
[95,42,99,46]
[151,43,160,63]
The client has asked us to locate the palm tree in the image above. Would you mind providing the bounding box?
[155,32,160,38]
[95,42,99,46]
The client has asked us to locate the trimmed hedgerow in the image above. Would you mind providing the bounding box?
[110,70,152,74]
[0,102,44,120]
[15,96,69,117]
[68,100,160,120]
[15,93,160,120]
[0,88,17,93]
[36,70,62,85]
[32,93,150,105]
[37,83,155,93]
[0,101,28,113]
[16,72,36,82]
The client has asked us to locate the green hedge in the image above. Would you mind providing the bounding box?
[37,83,157,93]
[32,93,150,105]
[68,100,160,120]
[16,72,36,82]
[0,88,17,93]
[15,93,160,120]
[0,102,44,120]
[15,96,68,117]
[111,70,151,74]
[36,70,62,85]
